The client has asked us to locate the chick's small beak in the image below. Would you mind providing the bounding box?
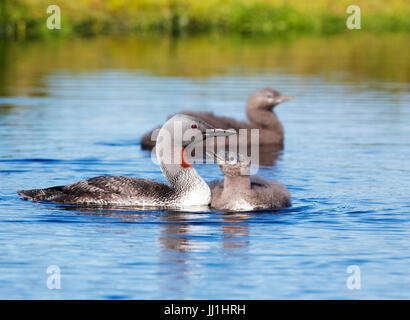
[205,151,224,162]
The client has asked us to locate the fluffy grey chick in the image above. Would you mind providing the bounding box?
[209,152,291,211]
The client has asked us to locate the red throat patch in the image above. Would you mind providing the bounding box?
[181,148,193,168]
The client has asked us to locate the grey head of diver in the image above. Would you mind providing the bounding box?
[156,114,236,189]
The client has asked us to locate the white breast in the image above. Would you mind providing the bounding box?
[179,185,211,207]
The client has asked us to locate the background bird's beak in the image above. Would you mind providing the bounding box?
[274,95,294,104]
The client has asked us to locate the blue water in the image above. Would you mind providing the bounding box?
[1,40,410,299]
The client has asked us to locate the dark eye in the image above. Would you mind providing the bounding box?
[191,124,197,129]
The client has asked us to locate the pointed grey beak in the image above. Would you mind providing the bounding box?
[205,128,236,137]
[274,95,294,104]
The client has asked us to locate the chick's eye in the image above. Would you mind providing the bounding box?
[191,124,197,129]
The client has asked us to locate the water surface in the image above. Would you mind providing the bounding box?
[0,34,410,299]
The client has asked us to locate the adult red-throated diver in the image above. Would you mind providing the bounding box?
[209,151,291,211]
[140,88,293,150]
[17,115,235,208]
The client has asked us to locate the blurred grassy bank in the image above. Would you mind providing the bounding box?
[1,0,410,40]
[1,33,409,98]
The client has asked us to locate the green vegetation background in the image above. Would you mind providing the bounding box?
[1,0,409,39]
